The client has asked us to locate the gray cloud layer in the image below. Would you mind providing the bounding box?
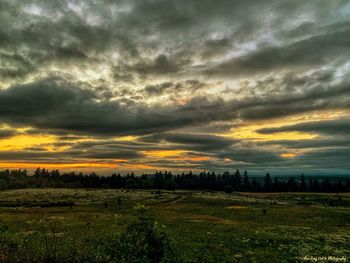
[257,118,350,135]
[0,0,349,174]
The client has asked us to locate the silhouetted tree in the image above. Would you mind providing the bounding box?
[321,177,332,192]
[243,170,250,191]
[233,169,242,190]
[300,173,306,192]
[0,168,347,193]
[251,179,261,192]
[263,173,272,192]
[311,178,320,192]
[287,177,297,192]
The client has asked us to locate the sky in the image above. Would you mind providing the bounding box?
[0,0,349,175]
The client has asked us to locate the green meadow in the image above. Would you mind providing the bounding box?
[0,189,348,262]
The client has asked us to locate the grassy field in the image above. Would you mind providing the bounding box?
[0,189,348,262]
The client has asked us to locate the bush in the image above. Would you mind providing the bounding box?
[0,207,183,263]
[115,206,183,263]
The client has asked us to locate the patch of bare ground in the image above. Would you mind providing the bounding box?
[186,214,235,225]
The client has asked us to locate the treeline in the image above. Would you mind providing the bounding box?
[0,168,349,192]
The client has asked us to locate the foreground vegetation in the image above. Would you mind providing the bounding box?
[0,189,348,262]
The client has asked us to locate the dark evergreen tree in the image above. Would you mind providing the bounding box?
[233,169,242,190]
[311,178,320,192]
[243,170,250,191]
[300,173,306,192]
[251,179,262,192]
[287,177,297,192]
[263,173,272,192]
[0,168,347,193]
[321,177,332,192]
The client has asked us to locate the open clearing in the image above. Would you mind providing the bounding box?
[0,189,349,262]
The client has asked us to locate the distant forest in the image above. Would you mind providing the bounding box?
[0,168,349,193]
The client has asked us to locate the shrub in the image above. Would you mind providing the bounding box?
[114,206,183,263]
[0,207,183,263]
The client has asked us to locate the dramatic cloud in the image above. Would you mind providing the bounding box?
[204,24,350,77]
[0,0,349,174]
[141,133,237,151]
[257,118,350,135]
[0,76,236,135]
[0,129,18,139]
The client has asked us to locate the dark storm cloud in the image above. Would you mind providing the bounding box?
[58,135,86,141]
[141,133,236,151]
[260,137,350,149]
[201,38,232,59]
[236,70,350,120]
[62,138,151,157]
[285,147,350,170]
[205,24,350,77]
[0,1,139,79]
[257,118,350,135]
[133,54,188,76]
[298,147,350,162]
[282,22,316,39]
[0,147,141,162]
[2,0,346,80]
[0,129,18,139]
[143,80,207,96]
[0,70,348,137]
[143,82,174,96]
[0,51,36,78]
[0,150,61,160]
[76,150,141,160]
[0,77,238,136]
